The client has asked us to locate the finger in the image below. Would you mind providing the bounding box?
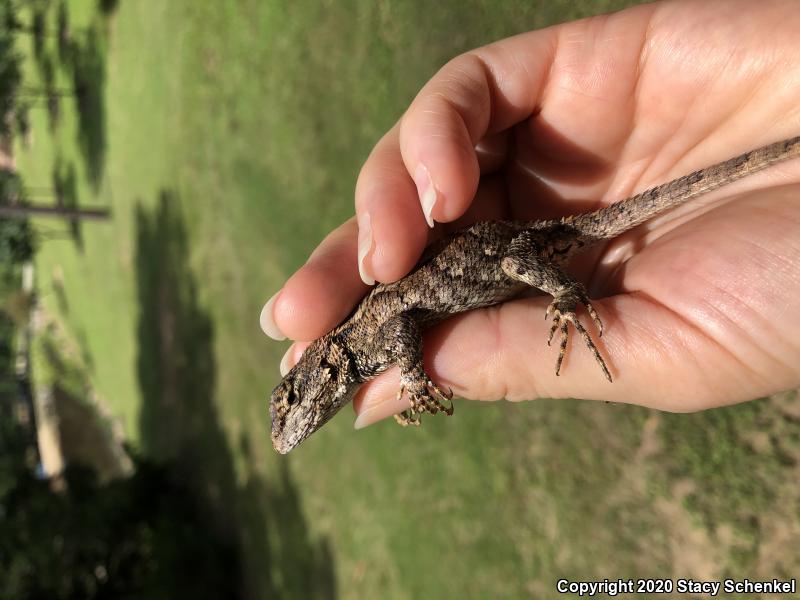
[352,366,405,429]
[398,40,552,227]
[475,130,510,175]
[355,27,560,280]
[353,128,510,285]
[355,126,431,284]
[279,341,311,377]
[352,292,761,428]
[262,218,368,342]
[444,173,510,233]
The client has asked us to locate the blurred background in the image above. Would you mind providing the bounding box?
[1,1,799,598]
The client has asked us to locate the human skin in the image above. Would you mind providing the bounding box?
[260,0,800,429]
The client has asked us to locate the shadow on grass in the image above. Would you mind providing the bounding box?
[37,53,62,132]
[135,191,336,599]
[51,159,82,250]
[97,0,120,17]
[30,4,47,66]
[70,26,106,191]
[50,0,108,191]
[56,0,70,66]
[30,18,69,135]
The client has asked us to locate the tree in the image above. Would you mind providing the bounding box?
[0,27,22,136]
[0,217,35,263]
[0,453,239,599]
[0,173,36,262]
[0,0,60,136]
[0,170,110,223]
[1,0,46,38]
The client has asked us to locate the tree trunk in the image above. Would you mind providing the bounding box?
[0,204,110,220]
[18,87,74,98]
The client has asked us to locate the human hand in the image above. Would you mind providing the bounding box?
[261,0,800,428]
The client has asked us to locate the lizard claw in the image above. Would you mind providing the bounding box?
[433,385,455,416]
[545,297,611,382]
[394,385,421,426]
[427,378,454,415]
[395,370,456,425]
[395,410,421,427]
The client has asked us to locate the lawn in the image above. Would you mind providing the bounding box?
[14,1,800,598]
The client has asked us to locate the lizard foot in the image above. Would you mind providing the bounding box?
[393,370,454,427]
[545,293,612,382]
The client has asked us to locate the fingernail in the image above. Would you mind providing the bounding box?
[280,342,311,376]
[414,163,437,228]
[260,292,286,340]
[357,212,375,285]
[354,400,400,430]
[353,408,382,430]
[279,346,294,376]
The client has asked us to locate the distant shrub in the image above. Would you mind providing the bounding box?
[0,450,239,600]
[0,218,36,264]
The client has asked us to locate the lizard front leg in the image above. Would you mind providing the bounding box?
[371,313,454,426]
[501,232,612,382]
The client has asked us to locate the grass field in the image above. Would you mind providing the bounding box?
[13,1,800,598]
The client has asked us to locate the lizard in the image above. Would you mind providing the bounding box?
[269,136,800,454]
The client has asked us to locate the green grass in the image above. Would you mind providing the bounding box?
[13,1,800,598]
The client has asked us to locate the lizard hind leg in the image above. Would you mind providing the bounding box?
[501,234,612,382]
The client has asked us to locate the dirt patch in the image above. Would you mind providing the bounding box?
[0,135,15,170]
[655,479,726,582]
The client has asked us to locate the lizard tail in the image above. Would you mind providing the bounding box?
[566,136,800,240]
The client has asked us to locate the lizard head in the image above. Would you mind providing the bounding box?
[269,335,357,454]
